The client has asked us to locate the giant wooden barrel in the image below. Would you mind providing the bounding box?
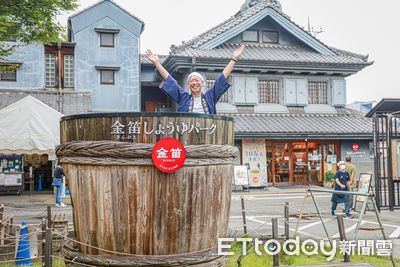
[56,112,236,266]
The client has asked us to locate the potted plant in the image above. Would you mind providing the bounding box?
[323,171,335,188]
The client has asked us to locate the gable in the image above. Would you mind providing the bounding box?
[196,6,335,56]
[69,0,144,37]
[227,16,310,49]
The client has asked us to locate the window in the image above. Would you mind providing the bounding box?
[0,66,17,81]
[207,78,228,102]
[96,66,119,85]
[308,81,327,104]
[45,53,56,87]
[64,55,74,87]
[100,33,114,47]
[95,28,119,47]
[243,30,258,42]
[233,76,257,104]
[258,80,279,103]
[262,31,278,43]
[100,70,115,84]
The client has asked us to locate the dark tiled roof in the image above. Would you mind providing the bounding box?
[0,89,91,115]
[366,98,400,117]
[140,54,168,64]
[172,42,370,66]
[173,1,288,50]
[228,112,372,135]
[170,1,370,66]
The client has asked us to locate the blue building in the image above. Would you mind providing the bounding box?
[346,101,376,114]
[0,43,44,90]
[68,0,144,111]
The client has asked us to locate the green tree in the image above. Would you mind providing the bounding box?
[0,0,78,59]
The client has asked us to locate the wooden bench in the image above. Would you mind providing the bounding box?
[51,213,69,238]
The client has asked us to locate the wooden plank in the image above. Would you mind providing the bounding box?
[60,114,234,145]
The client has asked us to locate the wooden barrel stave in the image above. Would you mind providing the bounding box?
[64,164,232,256]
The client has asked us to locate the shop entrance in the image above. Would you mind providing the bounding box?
[267,140,340,185]
[292,142,309,185]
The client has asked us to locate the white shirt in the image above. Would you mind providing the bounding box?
[192,96,205,113]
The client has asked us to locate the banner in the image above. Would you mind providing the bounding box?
[242,140,268,187]
[233,165,249,186]
[356,173,372,202]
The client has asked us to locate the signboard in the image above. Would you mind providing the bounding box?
[0,155,23,173]
[152,138,186,173]
[3,173,22,186]
[331,155,337,164]
[356,173,372,202]
[111,120,217,141]
[242,140,268,187]
[234,165,249,186]
[295,152,306,162]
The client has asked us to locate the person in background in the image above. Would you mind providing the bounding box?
[345,155,357,210]
[331,161,353,218]
[52,162,66,207]
[145,45,245,114]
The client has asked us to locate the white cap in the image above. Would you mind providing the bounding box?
[337,161,345,167]
[187,72,204,83]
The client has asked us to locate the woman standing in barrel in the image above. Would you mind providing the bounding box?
[145,45,245,114]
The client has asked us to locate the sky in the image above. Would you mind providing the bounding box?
[57,0,400,104]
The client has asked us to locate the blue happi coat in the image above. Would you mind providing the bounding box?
[161,73,230,114]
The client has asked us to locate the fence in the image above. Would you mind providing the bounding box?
[0,189,397,267]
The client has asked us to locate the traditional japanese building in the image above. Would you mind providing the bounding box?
[141,0,374,186]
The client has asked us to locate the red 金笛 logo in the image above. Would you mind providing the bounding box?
[152,138,186,173]
[352,144,359,151]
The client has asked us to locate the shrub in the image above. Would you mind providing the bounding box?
[324,171,335,181]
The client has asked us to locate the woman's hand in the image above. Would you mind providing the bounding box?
[232,45,245,60]
[145,49,159,64]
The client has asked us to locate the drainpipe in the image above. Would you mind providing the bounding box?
[57,42,63,113]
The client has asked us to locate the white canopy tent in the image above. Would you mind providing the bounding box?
[0,96,63,159]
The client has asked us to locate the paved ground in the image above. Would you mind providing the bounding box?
[229,186,400,264]
[0,186,399,265]
[281,263,375,267]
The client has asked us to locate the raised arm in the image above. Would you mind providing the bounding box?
[145,49,169,80]
[222,45,245,78]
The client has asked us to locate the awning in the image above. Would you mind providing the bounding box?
[0,95,63,159]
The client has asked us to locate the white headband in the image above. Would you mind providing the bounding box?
[187,72,204,83]
[337,161,345,167]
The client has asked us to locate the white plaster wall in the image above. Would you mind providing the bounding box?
[74,17,140,111]
[1,43,44,89]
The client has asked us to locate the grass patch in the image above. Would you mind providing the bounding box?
[224,242,400,266]
[0,259,65,267]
